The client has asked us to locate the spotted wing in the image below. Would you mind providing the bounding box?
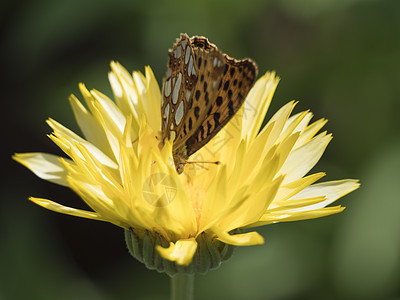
[173,36,225,151]
[185,56,258,157]
[161,34,225,151]
[161,34,195,144]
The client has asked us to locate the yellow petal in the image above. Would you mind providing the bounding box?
[258,205,345,225]
[109,61,141,133]
[144,66,162,132]
[68,94,112,157]
[29,197,105,221]
[273,172,326,205]
[279,132,332,184]
[47,118,118,169]
[283,111,313,134]
[288,179,360,211]
[262,101,297,149]
[242,72,280,142]
[213,226,264,246]
[156,238,198,266]
[13,153,70,187]
[294,117,328,150]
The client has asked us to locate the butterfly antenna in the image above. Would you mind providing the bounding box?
[185,160,220,168]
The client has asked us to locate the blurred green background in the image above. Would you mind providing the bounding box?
[2,0,400,299]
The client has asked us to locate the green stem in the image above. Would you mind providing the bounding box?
[171,274,195,300]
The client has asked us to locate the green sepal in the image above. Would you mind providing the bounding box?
[125,228,236,277]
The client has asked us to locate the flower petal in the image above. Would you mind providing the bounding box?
[278,132,332,184]
[13,153,70,186]
[47,118,118,169]
[109,62,141,133]
[257,205,345,225]
[262,101,297,150]
[68,93,113,158]
[242,72,279,141]
[29,197,105,221]
[213,226,264,246]
[91,89,127,136]
[156,238,198,266]
[273,172,326,206]
[294,117,328,150]
[143,66,162,132]
[288,179,360,211]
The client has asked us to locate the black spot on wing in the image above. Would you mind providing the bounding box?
[223,80,230,91]
[199,126,205,139]
[203,81,208,92]
[189,117,193,130]
[228,89,232,100]
[205,92,209,105]
[214,112,221,125]
[228,100,234,116]
[207,121,212,135]
[194,106,200,119]
[223,64,229,75]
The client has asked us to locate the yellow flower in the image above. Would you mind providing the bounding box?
[13,61,359,268]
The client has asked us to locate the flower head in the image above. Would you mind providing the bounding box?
[14,61,359,270]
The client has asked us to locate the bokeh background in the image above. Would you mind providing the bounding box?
[2,0,400,299]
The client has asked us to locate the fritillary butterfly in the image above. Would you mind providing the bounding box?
[161,33,258,173]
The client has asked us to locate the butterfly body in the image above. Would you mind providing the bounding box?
[161,34,257,173]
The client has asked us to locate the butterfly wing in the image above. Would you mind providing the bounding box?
[161,35,226,152]
[161,34,195,144]
[161,34,258,172]
[185,55,258,157]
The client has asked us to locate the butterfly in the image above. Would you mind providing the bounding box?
[161,33,258,174]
